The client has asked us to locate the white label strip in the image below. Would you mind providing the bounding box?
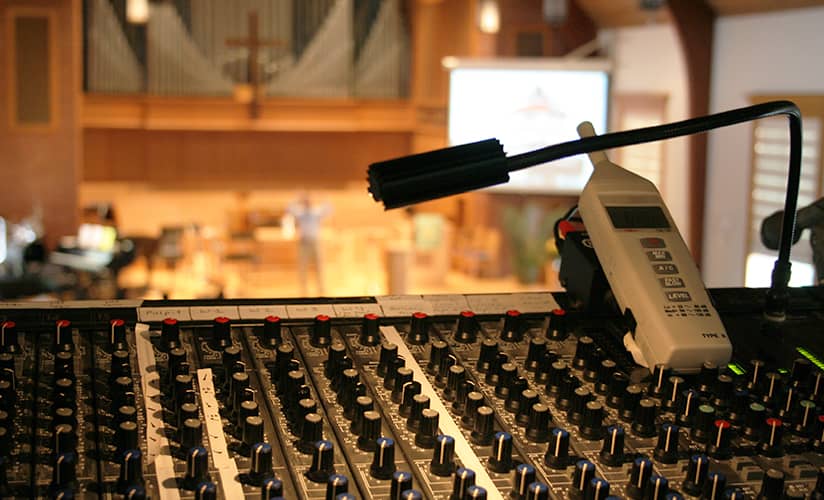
[138,307,192,322]
[380,326,503,500]
[375,295,432,317]
[196,368,244,499]
[238,305,289,320]
[332,303,383,317]
[189,306,240,321]
[134,323,181,500]
[422,294,471,315]
[508,293,560,313]
[286,304,336,318]
[0,300,61,309]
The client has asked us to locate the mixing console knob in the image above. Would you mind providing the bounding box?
[728,389,750,424]
[703,471,726,500]
[572,460,596,497]
[712,375,734,409]
[306,440,336,483]
[595,360,617,395]
[311,315,332,348]
[511,464,537,499]
[462,391,484,429]
[326,473,348,499]
[792,399,816,435]
[748,359,766,390]
[358,411,382,451]
[547,308,568,341]
[663,376,685,411]
[654,423,679,464]
[556,374,580,411]
[759,417,784,457]
[360,314,381,346]
[427,340,448,376]
[124,486,146,500]
[408,312,430,345]
[544,428,570,469]
[350,396,374,435]
[175,374,195,408]
[436,354,456,388]
[546,360,568,394]
[262,316,282,348]
[299,413,323,453]
[495,363,517,399]
[606,372,630,409]
[55,319,73,351]
[526,337,547,372]
[113,376,135,409]
[392,368,414,403]
[568,387,593,424]
[585,478,610,500]
[53,407,76,430]
[399,381,421,418]
[488,431,513,473]
[583,349,604,383]
[275,343,294,379]
[707,419,733,459]
[618,384,642,422]
[385,357,407,391]
[391,471,414,500]
[117,449,143,492]
[416,409,439,448]
[236,400,260,434]
[505,377,529,413]
[295,398,317,435]
[0,427,10,456]
[168,347,187,382]
[210,317,232,351]
[378,342,399,377]
[525,403,551,443]
[400,490,423,500]
[55,351,74,380]
[812,372,824,401]
[599,425,624,465]
[743,402,767,440]
[677,389,700,427]
[572,336,594,370]
[161,318,181,351]
[325,343,346,380]
[682,454,709,496]
[406,394,430,432]
[761,372,782,405]
[779,386,798,419]
[368,436,396,479]
[691,404,717,443]
[0,321,18,353]
[111,350,130,380]
[444,365,466,402]
[110,319,127,350]
[54,378,76,409]
[516,390,539,426]
[242,416,264,451]
[534,351,557,384]
[177,402,199,432]
[477,338,498,373]
[648,364,671,399]
[470,406,494,445]
[222,345,242,380]
[466,485,488,500]
[180,418,202,451]
[581,401,605,440]
[261,477,283,498]
[455,311,478,344]
[757,468,785,500]
[791,357,812,389]
[450,467,476,500]
[627,457,653,499]
[338,369,359,407]
[698,361,719,394]
[53,424,76,456]
[453,380,474,415]
[647,475,669,500]
[501,310,523,342]
[193,482,216,500]
[631,398,658,437]
[51,451,77,490]
[526,482,550,500]
[429,434,456,476]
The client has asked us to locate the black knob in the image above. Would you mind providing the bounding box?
[385,357,407,390]
[516,390,539,426]
[236,400,259,434]
[111,350,130,380]
[547,308,568,340]
[477,338,498,373]
[572,336,594,370]
[649,364,671,398]
[707,419,733,459]
[306,439,335,483]
[534,351,558,384]
[160,318,180,351]
[466,485,488,500]
[399,381,421,418]
[430,434,456,477]
[677,389,700,427]
[260,315,281,348]
[408,312,429,345]
[358,411,382,451]
[210,317,232,351]
[0,321,18,353]
[599,425,624,465]
[761,372,782,405]
[55,378,76,409]
[585,478,610,500]
[374,341,397,378]
[511,464,537,499]
[462,391,484,429]
[242,416,264,452]
[55,351,74,380]
[662,376,685,411]
[488,431,513,473]
[180,418,202,452]
[778,386,798,419]
[631,399,658,437]
[580,401,605,440]
[698,361,719,394]
[572,460,596,496]
[53,424,76,456]
[606,372,630,409]
[556,374,580,411]
[222,345,242,381]
[113,376,135,409]
[299,413,323,453]
[748,359,766,391]
[184,447,210,487]
[359,314,381,346]
[470,406,494,446]
[505,377,529,413]
[546,360,569,394]
[326,473,348,500]
[311,314,332,348]
[758,468,785,500]
[525,403,551,443]
[262,477,284,498]
[759,417,784,457]
[249,442,273,484]
[436,354,455,388]
[339,369,361,409]
[791,357,812,388]
[444,365,466,402]
[350,396,374,435]
[682,454,710,496]
[391,471,414,500]
[167,347,188,382]
[107,319,127,351]
[526,482,550,500]
[416,410,439,449]
[501,310,523,342]
[743,401,767,440]
[541,427,569,470]
[455,311,478,343]
[392,368,414,403]
[792,399,817,436]
[712,374,735,410]
[583,349,604,382]
[406,394,430,432]
[427,340,448,375]
[526,337,547,372]
[194,482,217,499]
[703,471,726,500]
[123,486,146,500]
[495,363,517,399]
[654,423,679,464]
[691,404,717,443]
[811,371,824,401]
[117,448,143,491]
[176,402,198,432]
[453,380,474,415]
[595,360,617,395]
[228,372,250,411]
[728,388,750,424]
[450,467,475,500]
[568,387,593,425]
[647,475,669,500]
[55,319,73,350]
[51,451,77,489]
[371,436,397,479]
[627,457,653,499]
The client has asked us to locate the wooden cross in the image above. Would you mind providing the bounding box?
[226,11,287,119]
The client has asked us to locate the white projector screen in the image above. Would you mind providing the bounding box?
[447,58,610,194]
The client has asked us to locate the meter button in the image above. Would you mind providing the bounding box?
[647,250,672,262]
[666,291,692,302]
[653,264,679,275]
[641,238,666,248]
[660,277,685,288]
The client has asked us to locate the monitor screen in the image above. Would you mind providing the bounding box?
[447,58,610,194]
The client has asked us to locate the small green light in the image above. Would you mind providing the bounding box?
[727,363,745,376]
[778,368,789,374]
[797,347,824,371]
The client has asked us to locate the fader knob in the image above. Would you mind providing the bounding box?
[416,410,439,449]
[194,482,217,500]
[572,460,596,497]
[682,454,710,496]
[0,321,18,353]
[55,320,73,350]
[306,440,336,483]
[489,431,513,473]
[311,315,332,348]
[477,338,498,373]
[359,314,381,346]
[391,471,414,500]
[408,312,429,345]
[378,342,398,377]
[262,316,281,347]
[211,317,232,351]
[117,449,143,492]
[627,457,653,499]
[654,423,679,464]
[501,310,523,342]
[430,435,455,477]
[184,447,210,487]
[631,399,658,437]
[526,337,547,372]
[358,411,382,451]
[371,437,397,479]
[109,319,127,349]
[547,308,568,340]
[703,471,726,500]
[525,403,551,443]
[572,336,594,370]
[326,474,348,499]
[598,425,624,465]
[455,311,478,344]
[450,467,476,500]
[758,468,785,500]
[544,428,571,469]
[249,442,274,484]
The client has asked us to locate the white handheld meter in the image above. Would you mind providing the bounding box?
[576,122,731,373]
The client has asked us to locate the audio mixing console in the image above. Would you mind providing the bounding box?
[1,287,824,499]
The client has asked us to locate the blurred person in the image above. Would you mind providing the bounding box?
[287,193,331,296]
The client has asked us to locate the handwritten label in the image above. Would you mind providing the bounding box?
[375,295,431,317]
[138,307,191,322]
[238,305,289,320]
[189,306,240,321]
[332,303,383,317]
[422,294,470,315]
[286,304,336,318]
